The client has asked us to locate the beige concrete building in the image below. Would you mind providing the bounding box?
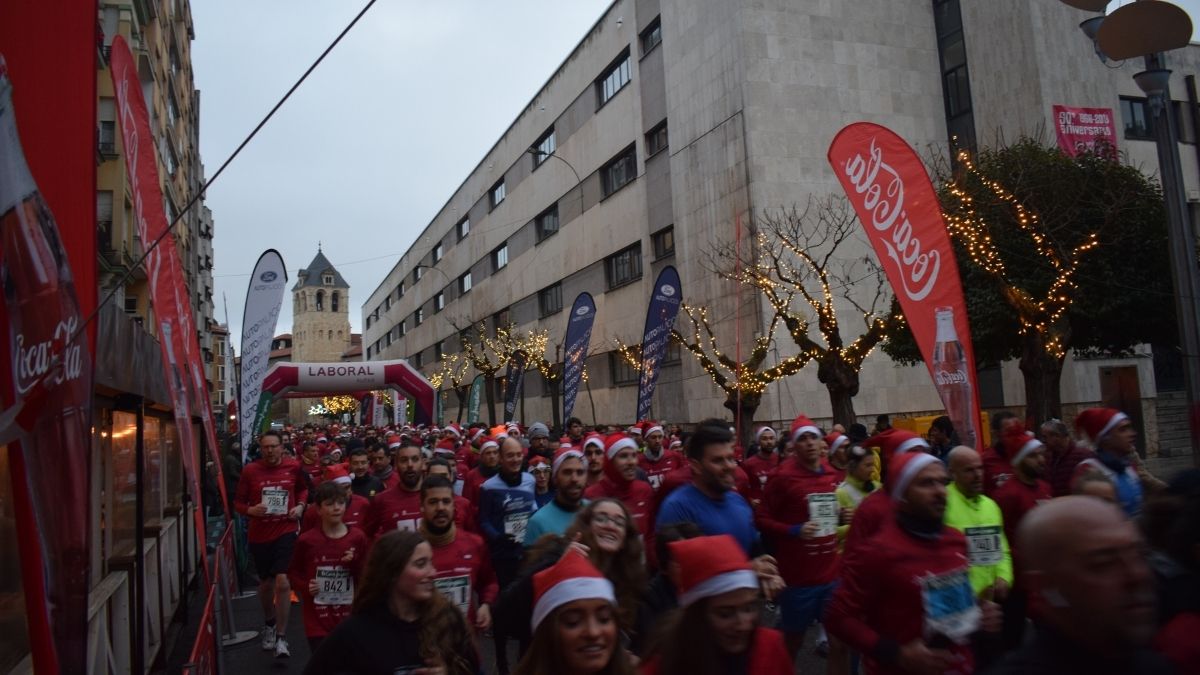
[361,0,1200,456]
[289,248,353,423]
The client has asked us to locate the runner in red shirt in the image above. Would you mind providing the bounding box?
[826,452,1001,675]
[298,441,324,499]
[419,474,498,634]
[637,421,683,492]
[823,431,849,484]
[741,426,780,506]
[364,441,425,538]
[301,467,369,532]
[584,433,656,544]
[981,411,1023,496]
[287,482,369,653]
[582,433,606,488]
[427,458,476,533]
[232,431,307,658]
[463,437,501,508]
[756,414,845,661]
[371,435,402,491]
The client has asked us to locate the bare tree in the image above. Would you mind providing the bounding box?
[726,195,903,427]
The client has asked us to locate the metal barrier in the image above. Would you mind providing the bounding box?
[180,527,256,674]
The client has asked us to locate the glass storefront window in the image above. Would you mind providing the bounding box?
[163,421,182,511]
[144,417,163,527]
[0,446,32,671]
[108,410,138,558]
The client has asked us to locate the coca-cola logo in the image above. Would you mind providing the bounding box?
[14,316,84,395]
[841,138,941,302]
[935,369,967,386]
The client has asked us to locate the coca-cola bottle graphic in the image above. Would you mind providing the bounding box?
[0,56,93,672]
[932,306,977,449]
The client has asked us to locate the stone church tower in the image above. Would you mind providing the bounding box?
[289,247,351,423]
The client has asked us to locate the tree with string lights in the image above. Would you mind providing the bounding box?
[728,195,904,428]
[429,352,471,422]
[451,319,549,425]
[883,137,1173,424]
[616,301,812,445]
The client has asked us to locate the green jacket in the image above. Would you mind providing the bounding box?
[944,482,1013,597]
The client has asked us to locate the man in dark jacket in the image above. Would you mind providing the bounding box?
[1038,418,1093,497]
[983,496,1171,675]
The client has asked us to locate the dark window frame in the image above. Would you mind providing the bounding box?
[458,271,472,294]
[645,120,669,157]
[535,203,560,242]
[640,17,662,56]
[605,242,644,290]
[492,242,509,272]
[434,291,445,313]
[652,225,675,260]
[457,217,470,241]
[601,145,638,198]
[1120,97,1155,141]
[490,179,506,210]
[609,351,639,386]
[538,282,563,318]
[532,127,556,169]
[596,49,632,109]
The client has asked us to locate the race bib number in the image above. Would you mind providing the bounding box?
[262,487,289,516]
[807,493,839,537]
[648,474,663,490]
[965,526,1004,567]
[504,512,530,541]
[434,575,472,616]
[394,517,420,533]
[314,566,353,606]
[920,569,980,644]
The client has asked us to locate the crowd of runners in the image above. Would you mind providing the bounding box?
[226,409,1199,674]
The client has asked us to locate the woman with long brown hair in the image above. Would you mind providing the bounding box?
[641,535,791,675]
[304,530,478,675]
[497,498,648,658]
[514,547,635,675]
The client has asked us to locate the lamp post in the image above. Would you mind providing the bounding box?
[1068,0,1200,463]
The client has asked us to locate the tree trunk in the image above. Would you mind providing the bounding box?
[724,391,761,450]
[455,386,468,423]
[818,356,860,428]
[485,374,497,426]
[1019,333,1065,428]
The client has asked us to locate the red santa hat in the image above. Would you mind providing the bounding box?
[433,439,457,458]
[470,426,487,442]
[1074,407,1129,445]
[582,433,605,452]
[754,426,777,444]
[1002,426,1044,466]
[627,424,643,437]
[529,456,551,472]
[669,534,759,607]
[322,465,352,486]
[604,432,639,460]
[886,451,941,499]
[824,431,849,454]
[479,437,500,454]
[317,436,329,444]
[531,548,615,630]
[641,420,664,437]
[552,445,586,477]
[788,414,821,444]
[386,433,402,450]
[867,428,930,459]
[669,437,683,451]
[444,423,462,439]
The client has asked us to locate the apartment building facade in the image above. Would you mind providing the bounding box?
[361,0,1200,448]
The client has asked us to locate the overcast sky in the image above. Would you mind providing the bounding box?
[193,0,1200,347]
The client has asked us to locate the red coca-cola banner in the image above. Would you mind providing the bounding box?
[828,122,982,449]
[110,36,216,580]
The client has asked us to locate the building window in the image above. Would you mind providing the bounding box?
[605,243,643,289]
[539,283,563,318]
[332,291,340,312]
[933,0,976,154]
[433,242,444,263]
[459,271,472,294]
[641,17,662,55]
[535,204,560,242]
[385,296,391,311]
[457,217,470,240]
[610,351,639,386]
[533,128,556,168]
[415,308,424,326]
[435,341,444,362]
[399,319,407,337]
[602,146,638,197]
[646,121,669,157]
[315,290,325,310]
[652,225,675,259]
[492,308,511,336]
[1120,97,1154,140]
[397,281,405,299]
[323,273,333,285]
[490,179,506,209]
[492,242,509,272]
[597,50,632,107]
[413,266,423,283]
[434,291,445,313]
[412,352,423,368]
[386,332,392,347]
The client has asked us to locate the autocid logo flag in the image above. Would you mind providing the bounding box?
[503,349,528,423]
[561,292,596,422]
[636,266,682,421]
[238,249,287,457]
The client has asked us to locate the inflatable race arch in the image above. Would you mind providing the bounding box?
[254,360,435,431]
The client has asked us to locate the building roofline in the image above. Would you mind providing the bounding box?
[363,0,621,305]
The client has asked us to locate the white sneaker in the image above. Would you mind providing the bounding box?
[274,635,290,659]
[260,626,276,651]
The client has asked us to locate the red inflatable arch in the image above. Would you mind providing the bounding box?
[259,360,435,425]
